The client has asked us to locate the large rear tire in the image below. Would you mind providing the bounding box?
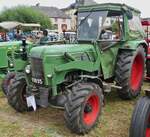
[129,97,150,137]
[115,46,145,100]
[7,73,29,112]
[1,72,15,95]
[64,83,103,134]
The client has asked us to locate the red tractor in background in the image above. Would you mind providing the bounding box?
[129,19,150,137]
[142,18,150,79]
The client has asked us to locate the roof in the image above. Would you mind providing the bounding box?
[62,0,97,11]
[78,3,141,14]
[83,0,97,6]
[32,6,71,19]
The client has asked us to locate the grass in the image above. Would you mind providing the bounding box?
[0,82,149,137]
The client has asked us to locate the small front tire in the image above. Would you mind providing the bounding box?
[7,73,29,112]
[64,82,103,134]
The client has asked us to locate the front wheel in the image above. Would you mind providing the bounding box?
[115,46,145,100]
[129,97,150,137]
[64,83,103,134]
[7,73,30,112]
[1,72,15,95]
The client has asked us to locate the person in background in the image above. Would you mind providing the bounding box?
[39,29,49,44]
[14,29,22,41]
[0,35,3,42]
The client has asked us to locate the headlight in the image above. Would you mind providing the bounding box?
[47,74,52,78]
[10,63,13,67]
[20,48,23,52]
[25,65,31,74]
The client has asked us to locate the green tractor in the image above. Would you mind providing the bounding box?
[0,40,33,95]
[7,3,147,134]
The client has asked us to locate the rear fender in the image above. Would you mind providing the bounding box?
[119,40,148,54]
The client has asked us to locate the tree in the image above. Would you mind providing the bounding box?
[0,6,52,29]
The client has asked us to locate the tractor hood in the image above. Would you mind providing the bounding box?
[0,41,22,47]
[30,44,95,58]
[0,41,32,51]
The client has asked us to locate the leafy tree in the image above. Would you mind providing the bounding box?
[0,6,52,29]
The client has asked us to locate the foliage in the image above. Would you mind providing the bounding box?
[0,6,52,29]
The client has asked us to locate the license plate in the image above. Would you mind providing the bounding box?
[26,95,36,111]
[32,78,43,85]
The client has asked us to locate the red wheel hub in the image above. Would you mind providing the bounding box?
[83,94,100,126]
[130,54,144,91]
[146,129,150,137]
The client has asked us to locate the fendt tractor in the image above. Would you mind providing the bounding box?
[0,40,33,95]
[7,3,147,134]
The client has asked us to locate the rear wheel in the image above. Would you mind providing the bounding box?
[115,46,145,99]
[7,73,29,112]
[129,97,150,137]
[1,72,15,95]
[64,82,103,134]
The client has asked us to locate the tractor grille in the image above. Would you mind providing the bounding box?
[30,57,44,85]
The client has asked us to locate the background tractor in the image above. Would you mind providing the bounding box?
[7,3,147,134]
[142,19,150,79]
[129,20,150,137]
[0,40,33,95]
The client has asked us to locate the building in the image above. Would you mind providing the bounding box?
[32,5,71,33]
[62,0,97,31]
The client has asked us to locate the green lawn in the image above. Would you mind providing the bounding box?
[0,82,149,137]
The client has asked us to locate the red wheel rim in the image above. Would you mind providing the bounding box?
[146,129,150,137]
[130,54,144,91]
[146,115,150,137]
[83,94,100,126]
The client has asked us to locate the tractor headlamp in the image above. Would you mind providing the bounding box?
[25,65,31,74]
[10,63,13,67]
[47,74,52,78]
[20,48,23,52]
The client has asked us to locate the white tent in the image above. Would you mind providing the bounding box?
[0,21,22,30]
[0,21,41,30]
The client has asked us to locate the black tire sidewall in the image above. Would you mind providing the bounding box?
[130,97,150,137]
[7,73,28,112]
[17,79,27,106]
[2,72,16,95]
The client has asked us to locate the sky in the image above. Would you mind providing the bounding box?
[0,0,149,18]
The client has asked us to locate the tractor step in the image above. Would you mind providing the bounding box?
[103,82,122,93]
